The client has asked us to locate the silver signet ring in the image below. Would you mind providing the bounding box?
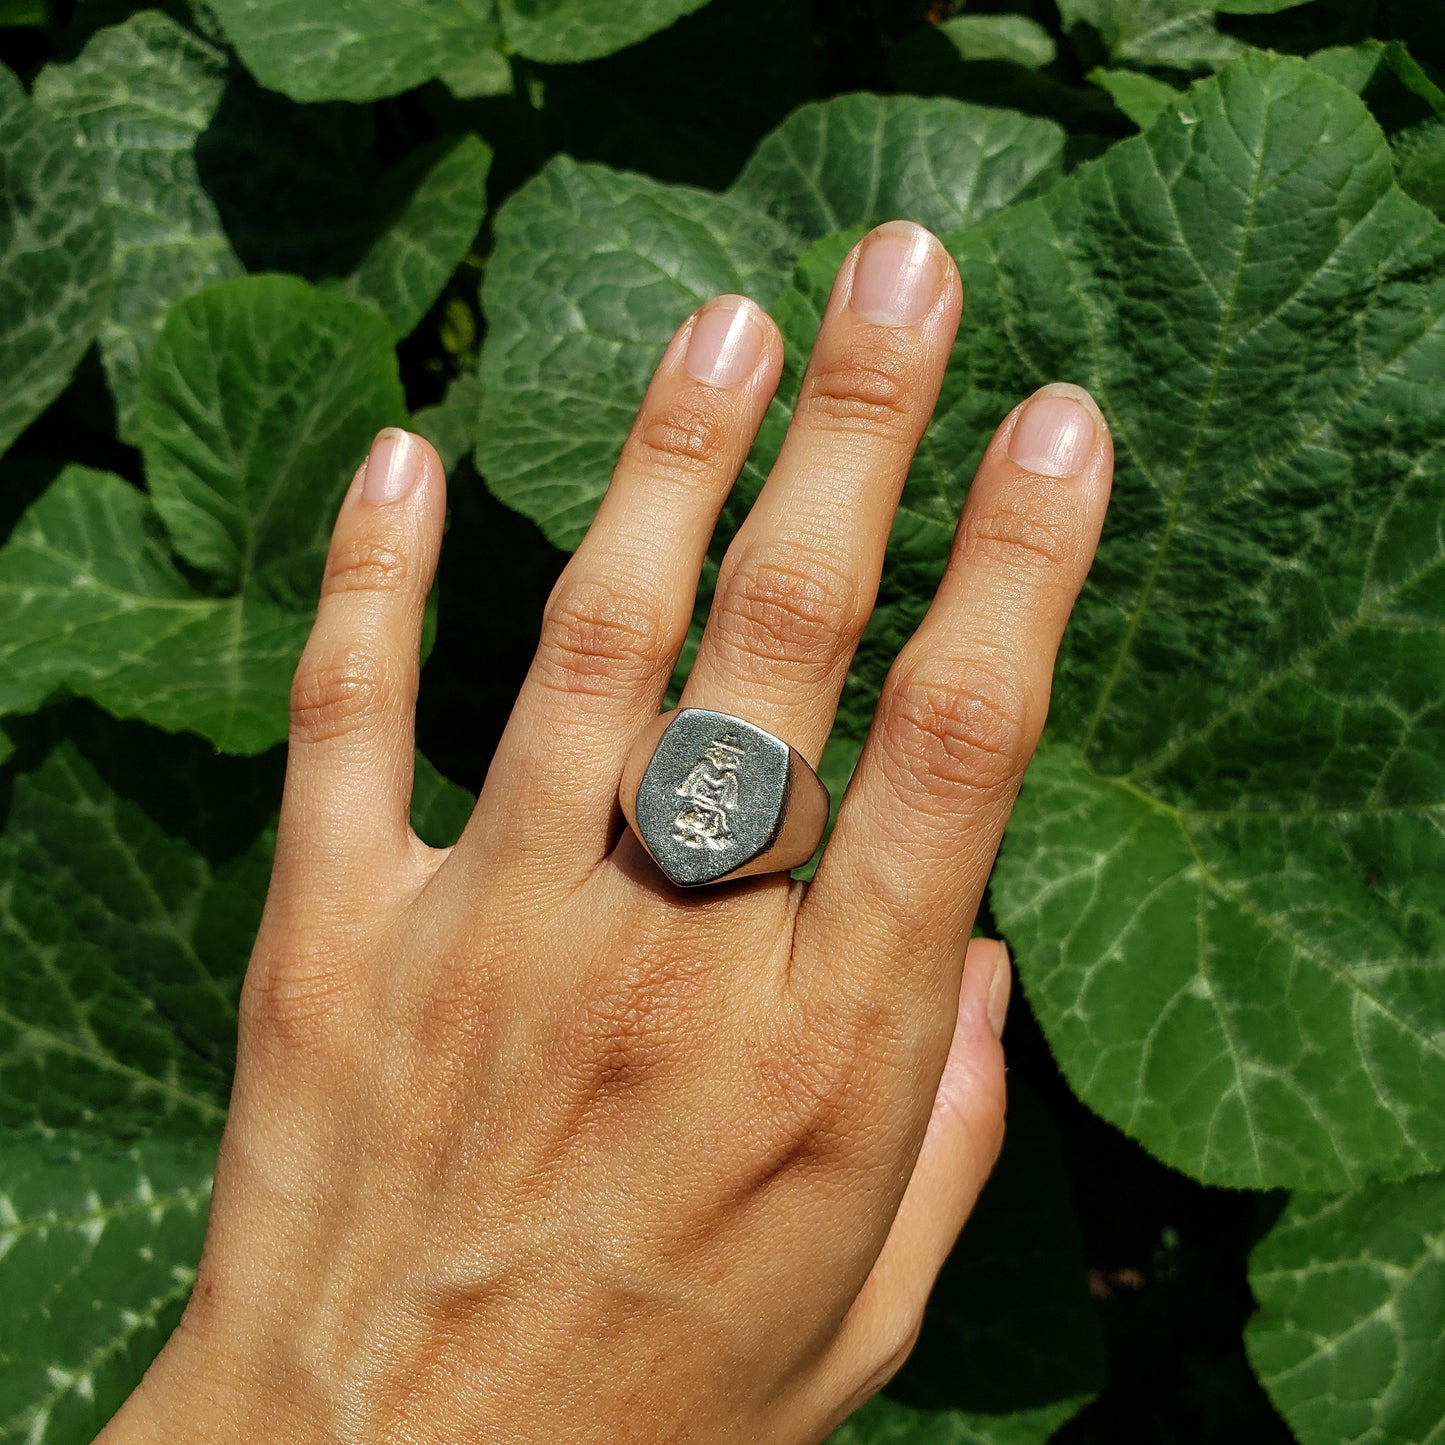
[618,708,830,887]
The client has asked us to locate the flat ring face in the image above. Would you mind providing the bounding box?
[633,709,793,887]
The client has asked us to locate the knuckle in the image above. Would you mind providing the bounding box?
[712,543,865,673]
[289,645,395,746]
[564,949,708,1109]
[534,576,676,699]
[799,344,915,440]
[962,484,1082,575]
[625,392,734,479]
[239,938,360,1056]
[752,994,900,1171]
[321,532,410,599]
[881,661,1038,802]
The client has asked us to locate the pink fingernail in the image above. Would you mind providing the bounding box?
[986,942,1012,1040]
[848,221,945,326]
[684,296,765,387]
[1007,384,1100,478]
[362,428,421,504]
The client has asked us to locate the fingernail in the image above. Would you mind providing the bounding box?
[362,428,421,504]
[848,221,945,326]
[684,296,765,387]
[1007,383,1100,478]
[986,942,1012,1040]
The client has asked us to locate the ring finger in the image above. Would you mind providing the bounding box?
[671,222,960,792]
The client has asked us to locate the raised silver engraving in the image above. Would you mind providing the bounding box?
[671,735,745,850]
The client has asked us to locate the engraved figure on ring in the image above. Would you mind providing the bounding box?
[672,736,745,850]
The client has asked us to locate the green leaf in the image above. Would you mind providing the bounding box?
[326,133,491,339]
[1089,65,1182,128]
[138,274,404,592]
[0,63,111,460]
[0,467,311,752]
[438,44,512,99]
[0,277,403,753]
[1058,0,1247,72]
[1309,39,1445,121]
[892,14,1057,71]
[0,736,247,1135]
[1395,121,1445,221]
[31,17,477,406]
[1381,41,1445,119]
[477,156,800,550]
[31,12,241,439]
[730,94,1064,241]
[499,0,711,65]
[414,369,486,474]
[1212,0,1310,10]
[205,0,500,103]
[980,54,1445,1190]
[0,724,272,1439]
[830,1085,1102,1442]
[0,1136,212,1443]
[1246,1175,1445,1445]
[1307,40,1392,95]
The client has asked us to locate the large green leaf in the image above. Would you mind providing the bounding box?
[31,12,241,439]
[0,1137,213,1444]
[1245,1175,1445,1445]
[0,467,311,752]
[1395,121,1445,221]
[30,15,486,426]
[204,0,499,103]
[0,64,111,460]
[921,15,1058,71]
[831,1084,1103,1443]
[0,723,272,1441]
[0,277,404,753]
[730,94,1064,241]
[1058,0,1249,71]
[138,274,404,593]
[477,156,800,550]
[326,133,491,339]
[980,55,1445,1190]
[499,0,710,64]
[1088,65,1182,128]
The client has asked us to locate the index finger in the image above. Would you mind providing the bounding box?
[795,382,1113,1012]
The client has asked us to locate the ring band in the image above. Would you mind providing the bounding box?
[619,708,830,887]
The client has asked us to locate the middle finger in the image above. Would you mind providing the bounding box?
[674,222,961,773]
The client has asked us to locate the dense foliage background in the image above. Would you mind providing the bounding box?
[1,0,1442,1440]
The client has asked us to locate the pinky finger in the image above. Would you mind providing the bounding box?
[273,428,446,908]
[812,939,1009,1422]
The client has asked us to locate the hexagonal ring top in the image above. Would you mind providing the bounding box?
[619,708,830,887]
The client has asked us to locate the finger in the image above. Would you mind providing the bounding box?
[798,383,1113,1006]
[813,939,1009,1417]
[674,222,961,772]
[274,428,445,904]
[444,297,781,889]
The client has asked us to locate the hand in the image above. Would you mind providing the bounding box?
[101,221,1112,1444]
